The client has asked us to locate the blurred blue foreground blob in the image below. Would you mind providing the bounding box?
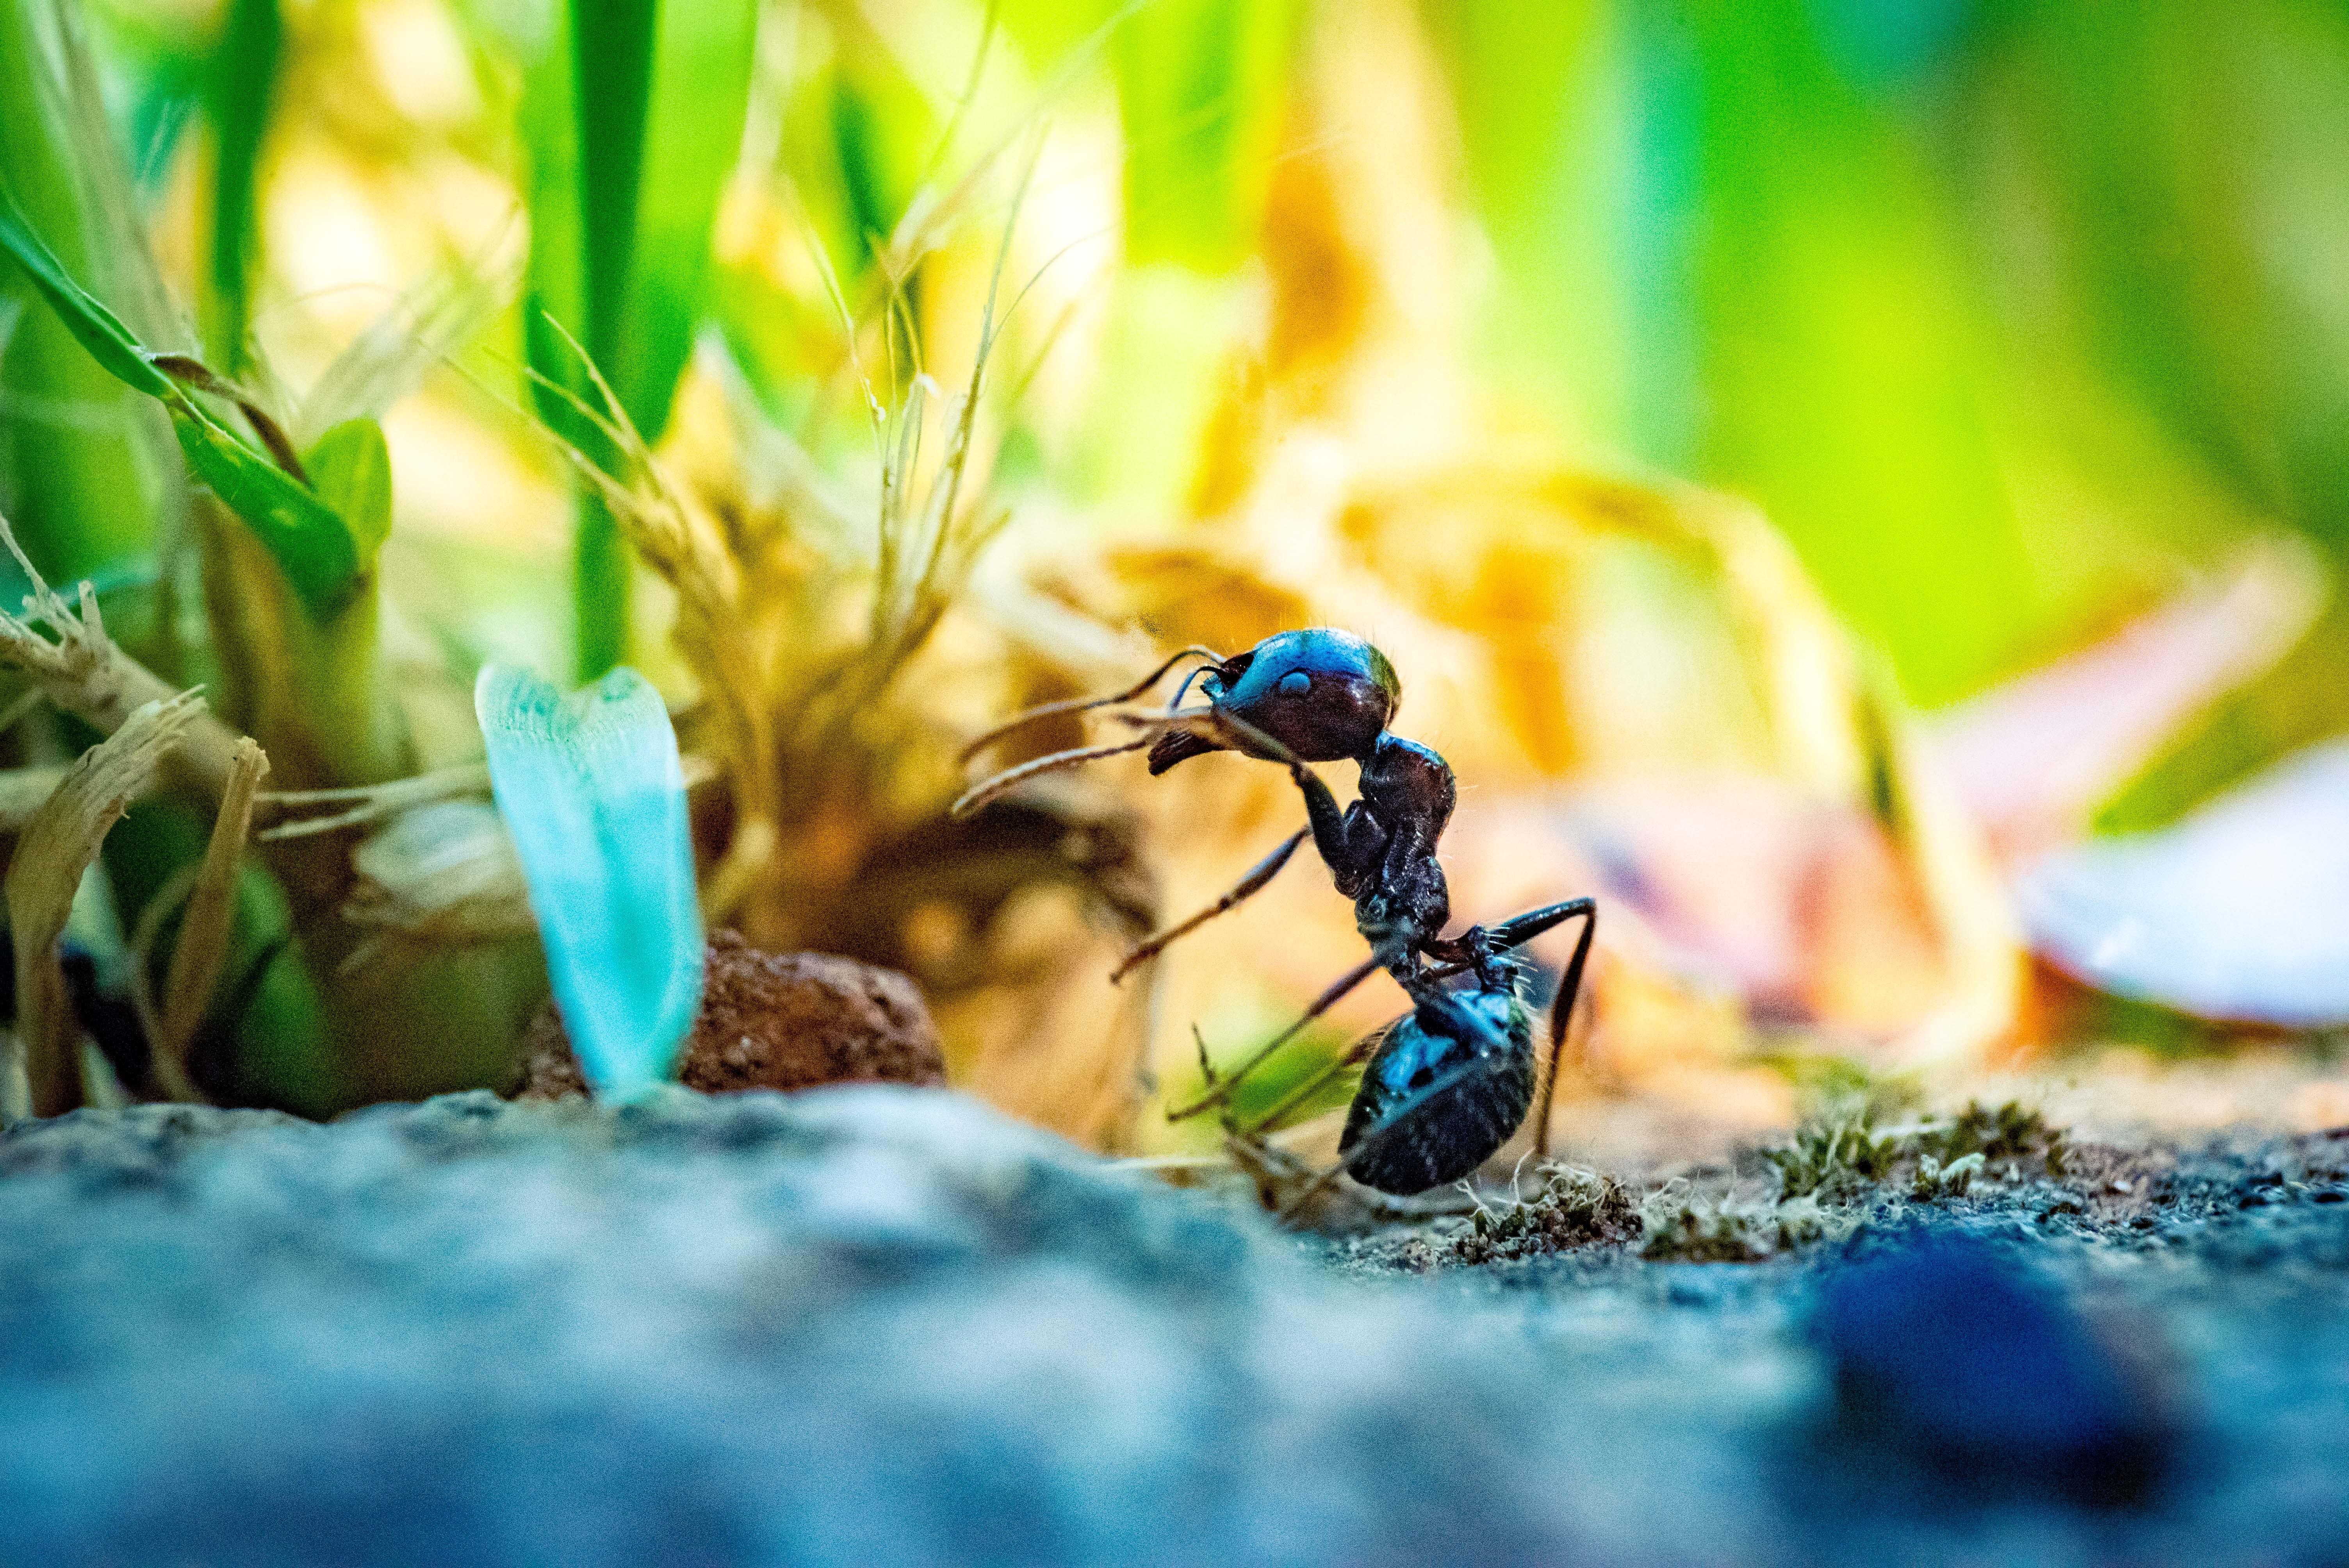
[1812,1236,2174,1507]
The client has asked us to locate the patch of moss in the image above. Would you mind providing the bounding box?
[1909,1151,1985,1200]
[1916,1100,2067,1178]
[1765,1121,1908,1201]
[1638,1194,1841,1262]
[1450,1167,1641,1264]
[1765,1099,2066,1205]
[1437,1099,2070,1271]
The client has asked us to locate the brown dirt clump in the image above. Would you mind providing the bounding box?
[512,931,946,1101]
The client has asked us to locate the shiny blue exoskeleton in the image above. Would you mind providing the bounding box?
[1340,985,1537,1194]
[1147,629,1456,953]
[958,627,1598,1202]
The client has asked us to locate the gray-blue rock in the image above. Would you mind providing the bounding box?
[7,1088,2349,1566]
[0,1089,1752,1567]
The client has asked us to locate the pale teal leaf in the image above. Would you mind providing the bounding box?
[477,663,702,1099]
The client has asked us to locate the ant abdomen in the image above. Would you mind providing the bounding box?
[1339,989,1537,1195]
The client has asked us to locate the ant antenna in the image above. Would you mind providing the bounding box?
[1165,659,1217,711]
[949,735,1157,818]
[957,645,1223,764]
[952,703,1304,821]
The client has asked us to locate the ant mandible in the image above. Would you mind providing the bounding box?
[953,629,1597,1205]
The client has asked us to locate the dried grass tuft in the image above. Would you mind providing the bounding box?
[4,690,204,1119]
[151,738,270,1094]
[0,508,244,802]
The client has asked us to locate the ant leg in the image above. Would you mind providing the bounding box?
[1281,762,1360,880]
[1478,896,1598,959]
[1109,827,1310,983]
[958,646,1223,763]
[1529,903,1597,1162]
[1271,1055,1489,1223]
[1164,952,1383,1122]
[1240,1022,1392,1137]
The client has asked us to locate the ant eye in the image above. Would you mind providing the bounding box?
[1278,671,1311,697]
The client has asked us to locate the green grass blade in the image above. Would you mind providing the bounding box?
[569,0,656,378]
[0,185,171,397]
[1,191,371,615]
[476,663,701,1101]
[518,0,625,682]
[1113,0,1300,273]
[615,0,758,442]
[523,0,759,682]
[203,0,280,368]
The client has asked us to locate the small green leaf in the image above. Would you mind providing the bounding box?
[304,417,393,557]
[477,663,702,1101]
[0,185,172,397]
[1,189,370,616]
[168,408,362,615]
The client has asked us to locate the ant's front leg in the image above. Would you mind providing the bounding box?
[1283,761,1381,898]
[1109,827,1310,982]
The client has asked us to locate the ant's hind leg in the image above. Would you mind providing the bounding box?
[1240,1023,1390,1138]
[1110,828,1309,983]
[1165,952,1384,1122]
[1530,903,1597,1162]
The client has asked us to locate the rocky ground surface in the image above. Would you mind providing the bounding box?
[4,1086,2348,1566]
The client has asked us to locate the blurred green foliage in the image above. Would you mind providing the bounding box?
[520,0,757,677]
[1430,0,2349,814]
[0,0,161,582]
[9,0,2349,811]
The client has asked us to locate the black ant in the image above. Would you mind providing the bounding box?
[954,629,1597,1208]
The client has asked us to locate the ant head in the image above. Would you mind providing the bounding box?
[1148,629,1399,774]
